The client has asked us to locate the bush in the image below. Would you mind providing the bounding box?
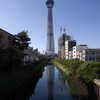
[53,59,84,73]
[76,61,100,83]
[0,48,23,72]
[53,59,100,83]
[69,60,84,73]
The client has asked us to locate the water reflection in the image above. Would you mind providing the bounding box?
[46,65,55,100]
[2,64,93,100]
[57,69,89,100]
[29,65,89,100]
[58,71,69,92]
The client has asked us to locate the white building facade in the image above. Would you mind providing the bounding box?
[65,40,76,59]
[73,45,88,60]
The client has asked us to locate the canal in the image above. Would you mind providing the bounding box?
[2,64,92,100]
[28,64,89,100]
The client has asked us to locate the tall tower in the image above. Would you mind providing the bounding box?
[46,0,55,56]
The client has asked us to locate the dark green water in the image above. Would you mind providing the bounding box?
[28,65,89,100]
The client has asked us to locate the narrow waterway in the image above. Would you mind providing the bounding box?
[28,64,89,100]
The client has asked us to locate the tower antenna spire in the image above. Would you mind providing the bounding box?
[60,26,62,35]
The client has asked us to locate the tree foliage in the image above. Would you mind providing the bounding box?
[53,59,100,83]
[0,48,23,72]
[76,61,100,83]
[14,30,31,51]
[54,59,83,72]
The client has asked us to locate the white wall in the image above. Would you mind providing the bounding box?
[73,45,88,59]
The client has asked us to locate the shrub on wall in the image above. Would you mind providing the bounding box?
[76,61,100,83]
[54,59,100,83]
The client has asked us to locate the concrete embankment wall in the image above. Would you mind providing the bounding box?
[94,79,100,100]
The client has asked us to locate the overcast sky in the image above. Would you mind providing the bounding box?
[0,0,100,53]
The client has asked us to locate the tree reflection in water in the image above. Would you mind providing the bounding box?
[1,67,45,100]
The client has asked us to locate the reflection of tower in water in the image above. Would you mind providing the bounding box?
[46,65,55,100]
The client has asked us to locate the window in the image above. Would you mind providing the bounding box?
[8,36,11,40]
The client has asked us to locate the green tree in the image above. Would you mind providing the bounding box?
[0,48,23,72]
[76,61,100,83]
[14,30,31,51]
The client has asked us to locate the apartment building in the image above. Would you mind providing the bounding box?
[65,40,76,59]
[0,28,15,49]
[81,48,100,61]
[73,45,88,59]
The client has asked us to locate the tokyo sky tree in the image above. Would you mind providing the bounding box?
[46,0,55,56]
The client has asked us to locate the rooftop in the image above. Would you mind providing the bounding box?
[0,28,13,36]
[66,40,76,42]
[94,79,100,86]
[79,44,88,46]
[85,48,100,51]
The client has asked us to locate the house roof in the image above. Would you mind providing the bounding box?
[0,28,14,36]
[94,79,100,86]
